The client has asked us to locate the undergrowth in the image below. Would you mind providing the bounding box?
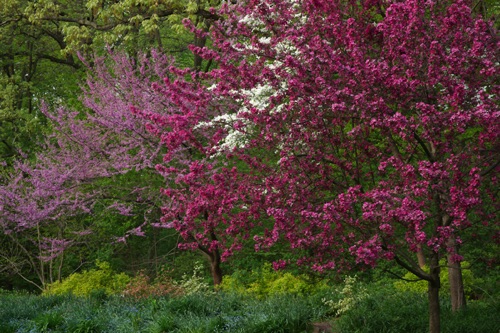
[1,276,497,333]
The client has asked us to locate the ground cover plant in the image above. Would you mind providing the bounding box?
[0,291,327,333]
[332,284,500,333]
[1,276,498,333]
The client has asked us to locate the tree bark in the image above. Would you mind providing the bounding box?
[210,250,223,286]
[197,239,223,285]
[447,238,466,311]
[198,246,223,285]
[428,255,441,333]
[417,244,426,268]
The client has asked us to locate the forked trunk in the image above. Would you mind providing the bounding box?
[197,239,223,286]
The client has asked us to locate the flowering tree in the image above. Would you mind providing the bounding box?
[140,0,498,331]
[0,51,173,289]
[133,66,268,284]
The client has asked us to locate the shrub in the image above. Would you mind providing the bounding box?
[175,262,213,295]
[34,311,65,332]
[322,275,368,317]
[43,260,130,297]
[219,263,329,298]
[334,286,429,333]
[122,270,182,299]
[334,283,500,333]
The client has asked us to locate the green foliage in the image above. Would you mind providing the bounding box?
[0,291,327,332]
[43,261,130,297]
[1,286,498,333]
[34,311,64,332]
[148,314,178,333]
[150,293,327,333]
[334,282,500,333]
[169,251,211,281]
[393,260,479,299]
[219,263,330,298]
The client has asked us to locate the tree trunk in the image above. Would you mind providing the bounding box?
[197,241,223,286]
[446,238,466,311]
[417,244,426,268]
[428,255,441,333]
[199,247,223,286]
[210,251,223,286]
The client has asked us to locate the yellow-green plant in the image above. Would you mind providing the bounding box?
[219,263,329,298]
[43,261,130,297]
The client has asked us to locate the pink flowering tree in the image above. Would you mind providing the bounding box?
[132,65,269,284]
[139,0,498,331]
[0,51,174,289]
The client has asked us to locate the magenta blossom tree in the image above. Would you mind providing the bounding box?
[141,0,498,331]
[132,66,268,284]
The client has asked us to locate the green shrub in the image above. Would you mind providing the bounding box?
[34,311,65,332]
[335,287,429,333]
[394,260,478,299]
[149,293,326,333]
[43,260,130,297]
[148,314,178,333]
[0,321,18,333]
[2,282,497,333]
[66,318,104,333]
[441,299,500,333]
[219,263,329,298]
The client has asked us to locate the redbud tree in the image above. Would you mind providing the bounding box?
[0,51,174,289]
[142,0,498,332]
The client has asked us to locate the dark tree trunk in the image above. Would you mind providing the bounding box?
[198,247,222,286]
[197,230,223,286]
[210,250,223,286]
[428,255,441,333]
